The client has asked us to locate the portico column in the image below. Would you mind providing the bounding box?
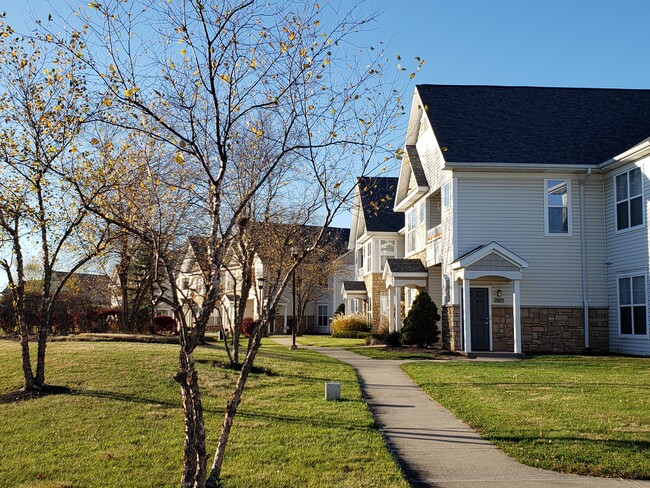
[283,305,288,334]
[387,287,394,332]
[513,279,522,354]
[395,286,402,332]
[463,279,472,353]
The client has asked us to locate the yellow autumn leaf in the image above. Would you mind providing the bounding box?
[102,98,112,107]
[280,42,287,53]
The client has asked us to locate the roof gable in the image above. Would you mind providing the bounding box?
[356,177,403,233]
[416,84,650,166]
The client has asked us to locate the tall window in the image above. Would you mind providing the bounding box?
[364,241,372,273]
[545,179,571,234]
[618,275,647,335]
[406,202,426,253]
[317,304,329,327]
[357,247,363,271]
[616,168,643,231]
[380,239,396,269]
[442,182,451,209]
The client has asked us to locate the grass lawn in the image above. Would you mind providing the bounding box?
[402,355,650,478]
[348,347,439,361]
[0,339,407,488]
[296,334,367,347]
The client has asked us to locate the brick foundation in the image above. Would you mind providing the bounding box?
[445,306,608,353]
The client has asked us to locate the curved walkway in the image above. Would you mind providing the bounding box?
[272,338,649,488]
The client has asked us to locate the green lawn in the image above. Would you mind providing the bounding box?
[296,335,367,347]
[0,339,407,488]
[402,355,650,478]
[348,347,439,360]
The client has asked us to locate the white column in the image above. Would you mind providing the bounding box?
[463,279,472,353]
[513,279,522,354]
[395,286,402,332]
[387,287,394,332]
[283,305,288,334]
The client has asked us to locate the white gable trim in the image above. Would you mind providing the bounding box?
[452,242,529,270]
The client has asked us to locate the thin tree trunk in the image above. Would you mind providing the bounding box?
[207,313,271,487]
[175,348,207,488]
[35,314,49,386]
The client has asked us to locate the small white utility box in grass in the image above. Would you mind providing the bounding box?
[325,381,341,401]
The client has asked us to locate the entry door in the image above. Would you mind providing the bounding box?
[470,288,490,351]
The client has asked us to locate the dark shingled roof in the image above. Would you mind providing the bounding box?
[357,176,403,232]
[342,281,367,292]
[405,145,428,186]
[416,84,650,165]
[386,258,426,273]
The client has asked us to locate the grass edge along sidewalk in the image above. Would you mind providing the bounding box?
[402,355,650,479]
[0,339,408,488]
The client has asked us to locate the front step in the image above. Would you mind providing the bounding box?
[460,351,525,360]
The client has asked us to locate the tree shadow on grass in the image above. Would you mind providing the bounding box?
[237,408,376,431]
[194,358,278,376]
[0,384,71,404]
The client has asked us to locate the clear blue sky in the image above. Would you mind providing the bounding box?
[2,0,650,234]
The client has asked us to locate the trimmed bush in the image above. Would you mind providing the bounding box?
[242,317,258,338]
[367,330,402,347]
[401,291,440,347]
[153,315,178,335]
[332,330,371,339]
[330,313,370,334]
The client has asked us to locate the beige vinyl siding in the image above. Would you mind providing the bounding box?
[605,158,650,356]
[456,172,607,308]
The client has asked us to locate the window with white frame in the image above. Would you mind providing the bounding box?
[616,168,643,231]
[442,182,451,209]
[380,239,396,269]
[364,241,372,273]
[545,179,571,234]
[317,304,329,327]
[356,247,363,271]
[618,275,647,335]
[406,202,426,253]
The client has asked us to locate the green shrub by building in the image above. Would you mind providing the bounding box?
[401,291,440,347]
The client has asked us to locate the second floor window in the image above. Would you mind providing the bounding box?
[380,239,396,269]
[545,179,571,234]
[616,168,643,231]
[364,241,372,273]
[406,202,426,253]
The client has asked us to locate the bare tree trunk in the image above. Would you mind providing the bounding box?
[35,314,49,386]
[175,348,207,488]
[207,313,272,486]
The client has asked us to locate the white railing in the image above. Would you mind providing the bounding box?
[427,224,443,242]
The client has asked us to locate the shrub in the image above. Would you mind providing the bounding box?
[330,313,370,334]
[367,329,402,347]
[242,317,258,338]
[153,315,178,335]
[332,330,371,339]
[401,291,440,347]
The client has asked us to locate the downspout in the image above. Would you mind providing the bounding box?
[579,168,592,350]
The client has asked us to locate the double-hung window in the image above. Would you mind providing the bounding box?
[317,304,329,327]
[364,241,372,273]
[545,179,571,234]
[615,168,643,231]
[380,239,396,269]
[618,275,647,336]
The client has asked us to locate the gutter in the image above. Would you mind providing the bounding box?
[579,168,592,350]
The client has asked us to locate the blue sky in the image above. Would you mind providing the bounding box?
[2,0,650,253]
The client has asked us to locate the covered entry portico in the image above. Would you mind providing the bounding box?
[383,259,428,333]
[451,242,528,354]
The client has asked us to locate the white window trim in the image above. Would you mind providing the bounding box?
[380,239,396,269]
[614,166,645,235]
[616,272,649,338]
[544,178,573,237]
[317,304,329,328]
[364,241,372,274]
[442,182,451,209]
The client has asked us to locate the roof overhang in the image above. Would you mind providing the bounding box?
[394,186,429,212]
[382,261,428,289]
[599,137,650,172]
[452,242,528,281]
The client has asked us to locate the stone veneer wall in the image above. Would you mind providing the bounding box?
[491,307,609,353]
[363,273,388,331]
[441,305,461,351]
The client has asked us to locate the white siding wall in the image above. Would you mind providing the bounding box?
[455,172,606,307]
[605,158,650,356]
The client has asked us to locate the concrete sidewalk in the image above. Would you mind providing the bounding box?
[271,337,649,488]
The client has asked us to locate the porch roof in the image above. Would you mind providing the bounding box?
[383,258,428,288]
[341,281,368,299]
[452,242,528,281]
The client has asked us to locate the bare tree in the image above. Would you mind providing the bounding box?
[44,0,417,485]
[0,20,111,391]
